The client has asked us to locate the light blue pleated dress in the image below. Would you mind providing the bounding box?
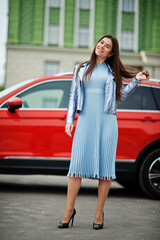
[67,63,118,180]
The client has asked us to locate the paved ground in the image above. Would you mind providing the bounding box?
[0,175,159,240]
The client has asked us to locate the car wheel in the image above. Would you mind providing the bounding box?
[139,149,160,199]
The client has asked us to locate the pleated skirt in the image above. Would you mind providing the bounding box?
[67,89,118,180]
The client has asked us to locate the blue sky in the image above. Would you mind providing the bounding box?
[0,0,8,86]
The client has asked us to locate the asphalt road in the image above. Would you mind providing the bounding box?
[0,175,159,240]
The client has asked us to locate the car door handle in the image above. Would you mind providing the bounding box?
[142,117,155,122]
[59,115,67,120]
[59,115,78,121]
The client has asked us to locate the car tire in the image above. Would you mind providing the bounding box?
[139,149,160,199]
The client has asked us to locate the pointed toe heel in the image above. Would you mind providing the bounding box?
[93,222,103,230]
[58,209,76,229]
[93,212,104,230]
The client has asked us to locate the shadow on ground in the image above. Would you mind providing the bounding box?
[0,181,146,199]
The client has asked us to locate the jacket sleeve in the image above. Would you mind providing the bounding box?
[66,65,78,125]
[120,77,141,103]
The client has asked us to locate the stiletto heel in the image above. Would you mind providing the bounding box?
[93,212,104,230]
[58,209,76,229]
[71,215,74,226]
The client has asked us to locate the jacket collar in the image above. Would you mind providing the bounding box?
[107,64,114,74]
[78,62,89,80]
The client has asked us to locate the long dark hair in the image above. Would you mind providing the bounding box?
[76,35,137,101]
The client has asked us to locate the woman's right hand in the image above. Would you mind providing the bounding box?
[65,123,74,137]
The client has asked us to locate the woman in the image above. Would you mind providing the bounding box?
[58,35,150,230]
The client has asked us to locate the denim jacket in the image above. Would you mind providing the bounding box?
[66,62,140,124]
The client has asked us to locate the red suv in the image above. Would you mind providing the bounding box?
[0,74,160,199]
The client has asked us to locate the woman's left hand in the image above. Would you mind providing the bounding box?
[136,70,150,81]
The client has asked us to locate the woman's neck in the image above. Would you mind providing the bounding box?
[96,57,106,64]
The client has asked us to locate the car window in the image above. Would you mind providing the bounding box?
[1,80,71,109]
[117,86,141,110]
[17,80,71,108]
[117,85,157,110]
[141,86,157,110]
[152,88,160,110]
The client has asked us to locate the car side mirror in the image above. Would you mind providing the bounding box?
[7,97,22,113]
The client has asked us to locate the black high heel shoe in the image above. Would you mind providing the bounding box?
[58,209,76,228]
[93,212,104,230]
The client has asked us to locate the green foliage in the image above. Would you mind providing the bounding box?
[0,85,4,92]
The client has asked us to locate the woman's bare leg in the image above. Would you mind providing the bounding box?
[62,175,81,223]
[94,178,112,224]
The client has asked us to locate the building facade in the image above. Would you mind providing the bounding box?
[6,0,160,88]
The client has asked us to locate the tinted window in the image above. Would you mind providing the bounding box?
[1,80,71,109]
[117,86,141,110]
[152,88,160,110]
[117,85,157,110]
[141,86,157,110]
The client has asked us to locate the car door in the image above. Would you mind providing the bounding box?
[0,79,76,162]
[116,84,160,162]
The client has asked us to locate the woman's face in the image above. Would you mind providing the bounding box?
[95,37,113,60]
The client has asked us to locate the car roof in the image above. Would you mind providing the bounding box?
[0,74,73,99]
[0,74,72,103]
[55,72,73,76]
[0,74,159,103]
[37,75,160,87]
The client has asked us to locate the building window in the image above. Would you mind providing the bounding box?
[48,1,60,45]
[117,0,138,51]
[44,0,64,46]
[74,0,95,48]
[122,0,134,12]
[45,62,59,76]
[79,0,90,10]
[78,27,89,47]
[49,0,61,8]
[48,25,59,45]
[121,30,134,50]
